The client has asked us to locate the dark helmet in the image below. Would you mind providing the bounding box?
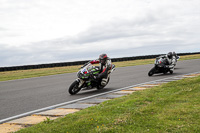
[172,51,176,56]
[167,52,173,59]
[99,54,108,65]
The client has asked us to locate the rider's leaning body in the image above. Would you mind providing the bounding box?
[89,54,112,80]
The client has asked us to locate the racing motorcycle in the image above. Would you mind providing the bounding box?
[148,55,173,76]
[68,63,115,95]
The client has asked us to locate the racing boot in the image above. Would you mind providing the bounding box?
[101,78,108,86]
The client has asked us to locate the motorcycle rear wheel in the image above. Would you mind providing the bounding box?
[68,80,81,95]
[170,70,173,74]
[163,70,168,74]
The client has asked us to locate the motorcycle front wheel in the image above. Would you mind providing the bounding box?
[148,67,155,76]
[68,80,81,95]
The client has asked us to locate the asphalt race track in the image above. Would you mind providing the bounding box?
[0,59,200,120]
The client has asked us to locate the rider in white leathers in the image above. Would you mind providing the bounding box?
[165,52,177,72]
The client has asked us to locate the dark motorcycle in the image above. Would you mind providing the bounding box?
[148,56,173,76]
[68,63,115,95]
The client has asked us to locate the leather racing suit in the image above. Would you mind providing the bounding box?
[164,54,176,71]
[89,57,112,85]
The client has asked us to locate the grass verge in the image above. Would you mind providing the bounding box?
[0,54,200,81]
[16,76,200,133]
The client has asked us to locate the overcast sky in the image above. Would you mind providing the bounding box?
[0,0,200,67]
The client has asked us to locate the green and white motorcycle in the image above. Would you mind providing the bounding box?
[68,63,115,95]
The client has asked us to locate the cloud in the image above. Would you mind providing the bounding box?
[0,0,200,67]
[0,27,7,31]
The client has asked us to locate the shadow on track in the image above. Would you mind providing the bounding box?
[148,72,180,77]
[69,88,114,96]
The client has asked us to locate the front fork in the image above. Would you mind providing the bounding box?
[76,78,85,88]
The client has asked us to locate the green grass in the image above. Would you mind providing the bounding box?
[0,54,200,81]
[16,76,200,133]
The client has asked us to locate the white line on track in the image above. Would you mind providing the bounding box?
[0,71,200,124]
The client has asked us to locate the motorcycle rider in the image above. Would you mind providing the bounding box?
[165,52,176,72]
[172,51,179,63]
[89,54,112,86]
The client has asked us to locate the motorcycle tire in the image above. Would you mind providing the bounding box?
[170,70,173,74]
[97,85,104,90]
[68,80,81,95]
[148,67,155,76]
[163,70,167,74]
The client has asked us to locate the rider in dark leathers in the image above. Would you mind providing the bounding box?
[89,54,112,85]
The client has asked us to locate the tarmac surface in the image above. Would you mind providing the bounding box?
[0,59,200,120]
